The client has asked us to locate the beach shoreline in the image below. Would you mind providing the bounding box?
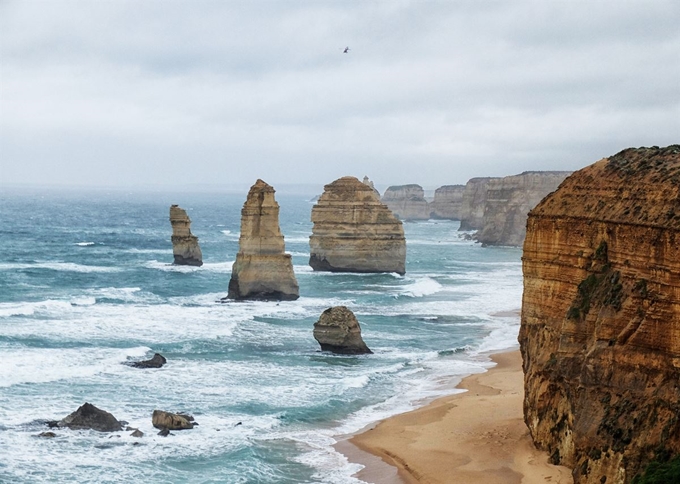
[338,349,573,484]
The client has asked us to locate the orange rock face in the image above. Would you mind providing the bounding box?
[519,146,680,484]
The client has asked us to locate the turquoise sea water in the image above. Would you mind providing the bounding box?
[0,187,522,483]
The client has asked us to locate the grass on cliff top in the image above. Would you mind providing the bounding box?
[632,455,680,484]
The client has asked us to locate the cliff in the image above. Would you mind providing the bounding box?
[381,184,431,221]
[430,185,465,220]
[309,176,406,275]
[475,171,571,246]
[227,180,299,301]
[362,176,381,198]
[519,145,680,484]
[458,177,497,231]
[169,205,203,266]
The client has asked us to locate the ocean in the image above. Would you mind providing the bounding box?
[0,186,522,483]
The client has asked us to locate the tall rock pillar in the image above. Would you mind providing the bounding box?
[227,180,299,301]
[169,205,203,266]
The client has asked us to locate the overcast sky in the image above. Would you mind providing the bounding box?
[1,0,678,191]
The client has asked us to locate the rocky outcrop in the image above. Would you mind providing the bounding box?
[152,410,196,430]
[50,403,123,432]
[313,306,372,354]
[458,177,498,231]
[474,171,571,246]
[362,176,380,197]
[519,146,680,484]
[127,353,167,369]
[430,185,465,220]
[227,180,299,301]
[169,205,203,266]
[309,176,406,275]
[381,184,431,220]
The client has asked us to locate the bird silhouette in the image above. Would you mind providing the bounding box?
[343,46,350,53]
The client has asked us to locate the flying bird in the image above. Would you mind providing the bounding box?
[343,46,350,53]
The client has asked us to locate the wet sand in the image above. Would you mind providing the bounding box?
[342,350,573,483]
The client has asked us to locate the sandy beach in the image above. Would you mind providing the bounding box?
[342,350,573,484]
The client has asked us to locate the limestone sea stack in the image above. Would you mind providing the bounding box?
[381,184,430,220]
[309,176,406,275]
[430,185,465,220]
[458,177,498,231]
[227,180,299,301]
[169,205,203,266]
[519,145,680,483]
[362,176,380,198]
[313,306,372,354]
[474,171,571,246]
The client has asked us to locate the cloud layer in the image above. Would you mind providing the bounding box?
[1,0,678,189]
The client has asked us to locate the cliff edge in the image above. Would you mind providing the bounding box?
[381,184,431,221]
[519,145,680,483]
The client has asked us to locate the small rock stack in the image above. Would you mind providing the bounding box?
[169,205,203,266]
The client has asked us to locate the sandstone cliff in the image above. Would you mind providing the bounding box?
[430,185,465,220]
[475,171,571,246]
[458,177,497,231]
[309,176,406,275]
[362,176,381,197]
[381,184,431,221]
[227,180,299,301]
[519,145,680,484]
[169,205,203,266]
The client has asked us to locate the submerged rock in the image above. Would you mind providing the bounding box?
[127,353,167,369]
[130,429,144,438]
[53,403,123,432]
[152,410,196,431]
[38,431,57,438]
[309,176,406,275]
[227,180,299,301]
[313,306,372,355]
[169,205,203,266]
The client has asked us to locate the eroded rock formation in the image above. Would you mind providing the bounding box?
[458,177,498,231]
[362,176,381,197]
[169,205,203,266]
[381,184,431,220]
[475,171,571,246]
[152,410,196,430]
[313,306,372,354]
[127,353,167,369]
[309,176,406,275]
[519,146,680,484]
[227,180,299,301]
[430,185,465,220]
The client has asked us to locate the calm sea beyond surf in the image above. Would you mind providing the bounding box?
[0,187,522,483]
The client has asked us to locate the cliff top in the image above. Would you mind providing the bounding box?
[385,184,423,190]
[532,145,680,229]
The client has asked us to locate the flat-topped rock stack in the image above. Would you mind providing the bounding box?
[310,176,406,275]
[381,184,430,221]
[227,180,299,301]
[430,185,465,220]
[474,171,571,247]
[458,177,498,231]
[520,146,680,483]
[169,205,203,266]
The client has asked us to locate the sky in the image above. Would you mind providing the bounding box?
[1,0,679,191]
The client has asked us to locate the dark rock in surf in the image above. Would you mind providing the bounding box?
[128,353,167,369]
[53,403,123,432]
[313,306,372,355]
[130,429,144,438]
[38,431,57,438]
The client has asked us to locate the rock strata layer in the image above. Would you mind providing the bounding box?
[519,146,680,484]
[430,185,465,220]
[228,180,299,301]
[309,176,406,275]
[169,205,203,266]
[381,184,431,220]
[475,171,571,246]
[313,306,372,354]
[458,177,498,231]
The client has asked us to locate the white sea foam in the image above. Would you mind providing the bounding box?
[0,262,121,273]
[74,241,95,246]
[399,276,443,297]
[123,248,172,254]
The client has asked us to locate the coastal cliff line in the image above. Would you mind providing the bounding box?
[519,146,680,483]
